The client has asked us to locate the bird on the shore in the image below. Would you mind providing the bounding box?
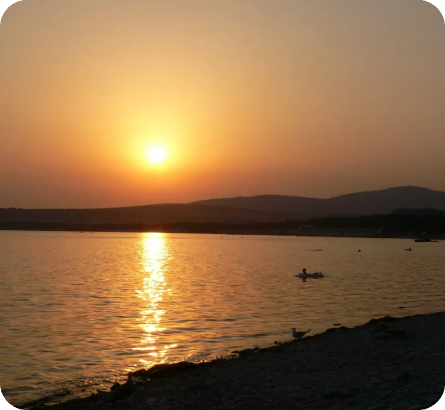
[292,328,311,339]
[112,373,135,402]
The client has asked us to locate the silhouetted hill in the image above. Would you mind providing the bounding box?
[0,204,292,224]
[1,186,444,226]
[192,186,445,219]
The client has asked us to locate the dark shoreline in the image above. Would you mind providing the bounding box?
[1,228,441,241]
[21,312,445,410]
[1,212,445,239]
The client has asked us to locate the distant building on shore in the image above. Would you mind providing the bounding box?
[391,208,444,216]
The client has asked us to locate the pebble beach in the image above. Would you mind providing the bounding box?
[23,312,445,410]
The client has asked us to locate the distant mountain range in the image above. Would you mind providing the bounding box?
[1,186,445,225]
[192,186,445,220]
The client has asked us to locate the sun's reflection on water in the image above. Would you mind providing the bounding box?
[134,233,175,367]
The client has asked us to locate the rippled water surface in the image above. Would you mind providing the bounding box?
[1,231,445,406]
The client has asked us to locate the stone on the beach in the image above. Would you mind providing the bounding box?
[238,348,256,358]
[366,316,398,326]
[326,327,338,333]
[132,361,198,379]
[110,382,120,391]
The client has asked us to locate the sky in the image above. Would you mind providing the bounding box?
[1,0,444,208]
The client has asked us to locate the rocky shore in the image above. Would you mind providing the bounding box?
[25,312,445,410]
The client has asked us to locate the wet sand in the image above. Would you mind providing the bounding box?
[25,312,445,410]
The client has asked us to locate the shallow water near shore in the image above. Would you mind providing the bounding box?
[1,231,445,406]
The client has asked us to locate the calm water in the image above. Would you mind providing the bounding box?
[1,231,445,406]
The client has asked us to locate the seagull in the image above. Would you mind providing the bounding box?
[292,328,311,339]
[112,373,135,402]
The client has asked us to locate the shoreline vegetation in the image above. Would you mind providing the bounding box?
[22,312,445,410]
[1,213,445,239]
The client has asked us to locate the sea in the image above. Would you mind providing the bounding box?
[1,230,444,407]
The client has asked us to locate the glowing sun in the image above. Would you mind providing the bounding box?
[147,147,166,164]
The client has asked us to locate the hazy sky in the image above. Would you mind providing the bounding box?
[1,0,444,208]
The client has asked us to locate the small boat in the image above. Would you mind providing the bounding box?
[295,272,324,279]
[414,238,438,243]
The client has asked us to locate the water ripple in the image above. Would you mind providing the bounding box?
[0,232,444,406]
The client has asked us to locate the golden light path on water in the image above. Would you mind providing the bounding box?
[133,233,177,368]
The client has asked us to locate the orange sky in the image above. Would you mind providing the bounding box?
[1,0,444,208]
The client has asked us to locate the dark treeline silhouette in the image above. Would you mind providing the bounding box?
[1,214,445,237]
[301,214,445,231]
